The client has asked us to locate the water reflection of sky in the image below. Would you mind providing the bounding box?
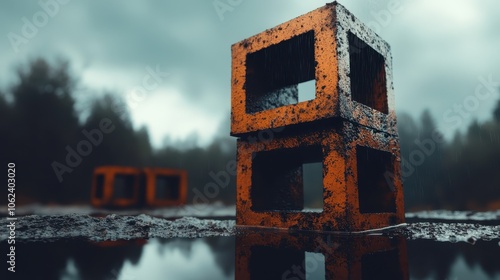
[116,239,233,280]
[3,236,500,280]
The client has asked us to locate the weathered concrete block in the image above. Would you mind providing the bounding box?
[236,121,404,232]
[231,1,396,136]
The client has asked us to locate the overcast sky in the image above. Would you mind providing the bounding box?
[1,0,499,148]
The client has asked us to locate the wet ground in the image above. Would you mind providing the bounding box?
[1,207,499,280]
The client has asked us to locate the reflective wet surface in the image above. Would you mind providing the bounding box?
[2,233,499,280]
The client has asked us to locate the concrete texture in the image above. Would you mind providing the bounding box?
[236,121,404,232]
[230,2,397,137]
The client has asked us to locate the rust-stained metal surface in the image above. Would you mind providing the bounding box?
[236,121,404,232]
[231,1,404,232]
[91,166,187,208]
[235,231,409,279]
[230,1,397,136]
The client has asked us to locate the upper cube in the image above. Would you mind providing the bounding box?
[231,1,397,136]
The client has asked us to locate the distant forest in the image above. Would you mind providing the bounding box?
[1,59,499,211]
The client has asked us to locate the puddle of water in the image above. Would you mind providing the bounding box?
[2,233,499,280]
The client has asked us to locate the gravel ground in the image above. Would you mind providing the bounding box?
[0,203,236,219]
[1,213,499,243]
[1,214,235,242]
[388,222,500,243]
[405,210,500,221]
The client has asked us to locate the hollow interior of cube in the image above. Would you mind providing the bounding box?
[348,32,388,114]
[112,174,137,199]
[155,175,180,200]
[93,174,105,199]
[356,146,396,213]
[361,249,402,279]
[251,146,323,212]
[245,30,316,114]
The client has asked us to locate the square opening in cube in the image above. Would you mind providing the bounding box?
[303,162,324,212]
[112,174,137,199]
[348,32,388,114]
[245,30,316,114]
[251,146,323,212]
[155,175,180,200]
[94,174,105,199]
[356,146,396,213]
[361,249,401,280]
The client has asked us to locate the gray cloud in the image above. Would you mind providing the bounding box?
[1,0,499,146]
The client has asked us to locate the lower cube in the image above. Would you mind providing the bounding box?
[236,121,404,231]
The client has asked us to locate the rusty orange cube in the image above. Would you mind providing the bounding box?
[236,121,405,232]
[143,168,187,207]
[235,231,408,279]
[91,166,187,208]
[231,2,396,136]
[91,166,142,208]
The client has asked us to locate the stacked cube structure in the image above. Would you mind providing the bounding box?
[231,2,405,231]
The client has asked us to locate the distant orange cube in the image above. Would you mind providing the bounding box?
[143,168,187,207]
[91,166,187,208]
[231,2,396,136]
[236,121,404,232]
[91,166,142,208]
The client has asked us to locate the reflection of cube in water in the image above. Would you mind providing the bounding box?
[235,232,409,280]
[91,166,141,208]
[231,1,397,136]
[143,168,187,207]
[236,121,405,232]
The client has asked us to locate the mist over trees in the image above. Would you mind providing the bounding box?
[0,58,236,205]
[0,58,498,210]
[398,102,500,210]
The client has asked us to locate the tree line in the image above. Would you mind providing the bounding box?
[0,59,498,210]
[0,59,235,205]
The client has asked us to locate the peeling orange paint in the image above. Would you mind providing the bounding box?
[231,2,397,137]
[236,122,404,231]
[232,2,404,232]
